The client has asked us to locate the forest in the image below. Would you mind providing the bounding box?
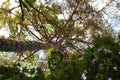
[0,0,120,80]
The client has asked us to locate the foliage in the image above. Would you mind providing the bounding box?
[0,0,119,80]
[51,54,83,80]
[0,64,45,80]
[0,35,120,80]
[82,35,120,80]
[0,0,113,54]
[46,35,120,80]
[47,48,64,71]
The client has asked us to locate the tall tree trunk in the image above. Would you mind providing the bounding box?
[0,38,53,52]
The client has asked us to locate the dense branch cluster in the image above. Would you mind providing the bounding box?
[0,0,115,56]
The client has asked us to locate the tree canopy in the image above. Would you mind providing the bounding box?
[0,0,113,55]
[0,0,120,80]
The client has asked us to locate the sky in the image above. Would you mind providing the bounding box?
[91,0,120,31]
[0,0,18,8]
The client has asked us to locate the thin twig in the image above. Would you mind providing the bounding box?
[21,51,37,61]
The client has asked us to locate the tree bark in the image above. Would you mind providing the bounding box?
[0,38,52,52]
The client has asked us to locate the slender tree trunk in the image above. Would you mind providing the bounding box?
[0,38,53,52]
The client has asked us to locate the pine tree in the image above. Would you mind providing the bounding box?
[0,38,53,52]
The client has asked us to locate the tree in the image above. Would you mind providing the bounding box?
[0,64,46,80]
[45,35,120,80]
[0,0,112,56]
[0,38,54,52]
[0,35,120,80]
[0,0,118,79]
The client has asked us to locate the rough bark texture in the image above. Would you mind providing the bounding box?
[0,38,52,52]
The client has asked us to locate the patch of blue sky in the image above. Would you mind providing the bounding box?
[90,0,120,31]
